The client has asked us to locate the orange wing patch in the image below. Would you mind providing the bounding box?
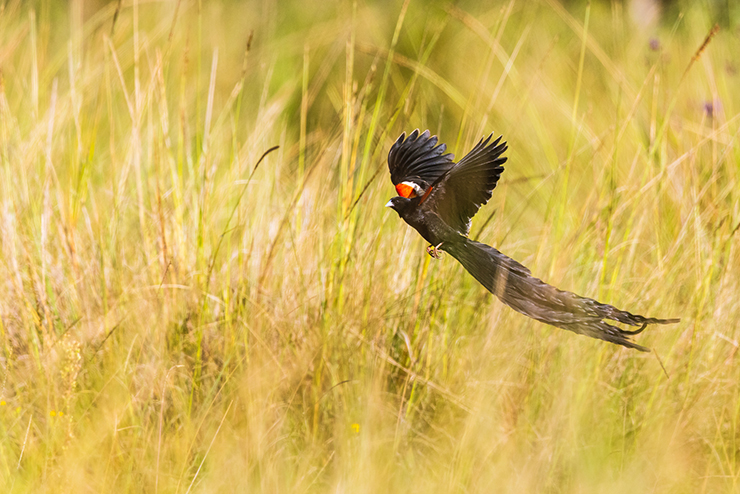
[395,183,417,198]
[419,185,433,203]
[395,181,424,199]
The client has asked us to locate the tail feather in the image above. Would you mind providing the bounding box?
[441,238,679,352]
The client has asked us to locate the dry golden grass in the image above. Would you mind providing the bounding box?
[0,0,739,492]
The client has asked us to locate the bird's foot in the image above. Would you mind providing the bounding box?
[426,243,444,259]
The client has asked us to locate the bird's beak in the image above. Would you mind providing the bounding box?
[385,199,393,208]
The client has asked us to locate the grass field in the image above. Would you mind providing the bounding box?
[1,0,739,491]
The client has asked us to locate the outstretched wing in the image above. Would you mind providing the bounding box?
[423,134,507,235]
[388,129,455,198]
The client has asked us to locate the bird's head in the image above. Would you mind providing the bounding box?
[386,180,424,216]
[385,195,414,217]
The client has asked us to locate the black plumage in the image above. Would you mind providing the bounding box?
[386,130,679,352]
[388,129,455,191]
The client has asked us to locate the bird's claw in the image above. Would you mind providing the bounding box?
[426,243,444,259]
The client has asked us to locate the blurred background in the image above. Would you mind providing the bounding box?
[1,0,739,492]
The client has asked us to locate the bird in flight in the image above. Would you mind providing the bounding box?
[385,129,679,351]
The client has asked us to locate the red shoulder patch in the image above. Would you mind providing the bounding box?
[395,183,416,198]
[419,185,433,204]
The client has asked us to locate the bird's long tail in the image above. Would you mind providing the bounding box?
[441,237,679,352]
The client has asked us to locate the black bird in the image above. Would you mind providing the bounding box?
[385,129,679,351]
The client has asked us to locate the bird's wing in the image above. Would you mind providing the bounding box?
[388,129,455,198]
[422,134,507,235]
